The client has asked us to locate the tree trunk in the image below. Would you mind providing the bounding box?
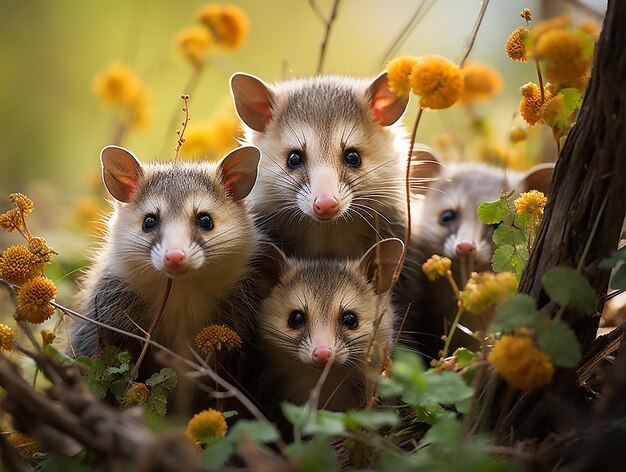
[489,0,626,444]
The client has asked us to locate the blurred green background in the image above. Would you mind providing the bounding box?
[0,0,604,290]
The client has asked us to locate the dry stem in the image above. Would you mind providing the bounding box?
[311,0,342,74]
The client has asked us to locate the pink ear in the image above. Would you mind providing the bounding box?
[369,72,409,126]
[410,145,443,195]
[219,146,261,201]
[230,73,274,132]
[100,146,143,202]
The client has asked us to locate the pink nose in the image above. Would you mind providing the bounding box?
[163,249,187,270]
[312,347,333,368]
[313,194,339,219]
[456,241,477,258]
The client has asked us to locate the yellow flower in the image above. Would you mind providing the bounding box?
[509,127,527,144]
[10,193,34,215]
[409,55,464,110]
[479,141,509,167]
[385,56,418,97]
[519,82,546,126]
[0,209,23,233]
[197,4,249,50]
[187,408,228,442]
[40,329,56,347]
[28,237,57,263]
[578,20,600,40]
[195,324,242,356]
[514,190,547,219]
[92,63,143,105]
[0,323,15,352]
[176,26,213,66]
[459,272,518,315]
[422,255,452,282]
[527,14,572,55]
[17,276,57,324]
[488,330,554,391]
[0,245,44,285]
[505,27,528,62]
[8,433,39,458]
[536,29,591,88]
[460,62,503,104]
[126,383,150,405]
[130,97,152,130]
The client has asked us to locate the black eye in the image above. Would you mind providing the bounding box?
[439,210,456,225]
[340,312,359,330]
[196,213,213,231]
[142,214,159,232]
[287,151,305,169]
[343,149,361,168]
[287,311,306,329]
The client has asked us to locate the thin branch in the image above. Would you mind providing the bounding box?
[459,0,490,68]
[174,94,191,162]
[315,0,342,74]
[308,0,327,23]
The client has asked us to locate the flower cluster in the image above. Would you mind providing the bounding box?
[460,62,503,104]
[91,63,151,131]
[0,323,15,352]
[186,408,228,443]
[514,190,547,220]
[459,272,518,316]
[195,324,242,356]
[422,255,452,282]
[0,245,44,285]
[17,276,57,324]
[386,55,464,110]
[488,330,554,391]
[176,3,249,67]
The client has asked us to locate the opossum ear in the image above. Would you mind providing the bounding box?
[359,238,404,295]
[252,243,287,298]
[520,163,555,195]
[100,146,143,203]
[219,146,261,201]
[230,73,274,132]
[409,145,443,195]
[369,72,409,126]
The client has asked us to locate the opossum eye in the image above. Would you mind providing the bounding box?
[340,312,359,330]
[288,310,306,329]
[439,209,456,225]
[343,149,361,168]
[196,213,214,231]
[287,151,305,169]
[142,214,159,232]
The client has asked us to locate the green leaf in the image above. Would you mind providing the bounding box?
[144,368,178,418]
[599,247,626,268]
[422,415,463,445]
[287,439,340,472]
[145,367,178,388]
[541,266,595,314]
[492,245,515,272]
[611,265,626,289]
[281,402,310,428]
[478,199,508,224]
[110,380,129,403]
[455,348,479,367]
[222,410,238,419]
[561,88,583,115]
[44,345,76,367]
[490,294,538,333]
[230,420,280,444]
[492,225,526,246]
[201,437,234,468]
[513,212,533,229]
[303,410,345,437]
[344,409,399,432]
[537,318,581,368]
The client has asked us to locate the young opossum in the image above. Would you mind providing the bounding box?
[230,72,409,259]
[254,238,403,414]
[399,152,554,357]
[71,145,261,364]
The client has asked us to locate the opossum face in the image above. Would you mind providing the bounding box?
[231,73,408,225]
[101,146,260,285]
[258,239,403,369]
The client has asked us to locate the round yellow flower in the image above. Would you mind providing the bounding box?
[527,14,572,55]
[509,127,527,144]
[0,323,15,352]
[92,63,143,105]
[8,433,39,458]
[176,26,213,66]
[28,237,57,263]
[10,193,34,215]
[488,331,554,391]
[578,20,600,40]
[197,4,249,50]
[459,272,518,315]
[536,29,591,88]
[195,324,242,356]
[0,209,23,233]
[187,408,228,442]
[126,383,150,405]
[422,255,452,282]
[514,190,547,219]
[0,245,44,285]
[17,276,57,324]
[40,329,56,347]
[409,55,464,110]
[505,27,528,62]
[460,62,503,104]
[519,82,546,127]
[181,102,242,161]
[385,56,418,97]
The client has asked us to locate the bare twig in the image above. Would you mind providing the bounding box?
[313,0,342,74]
[174,94,191,162]
[459,0,490,68]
